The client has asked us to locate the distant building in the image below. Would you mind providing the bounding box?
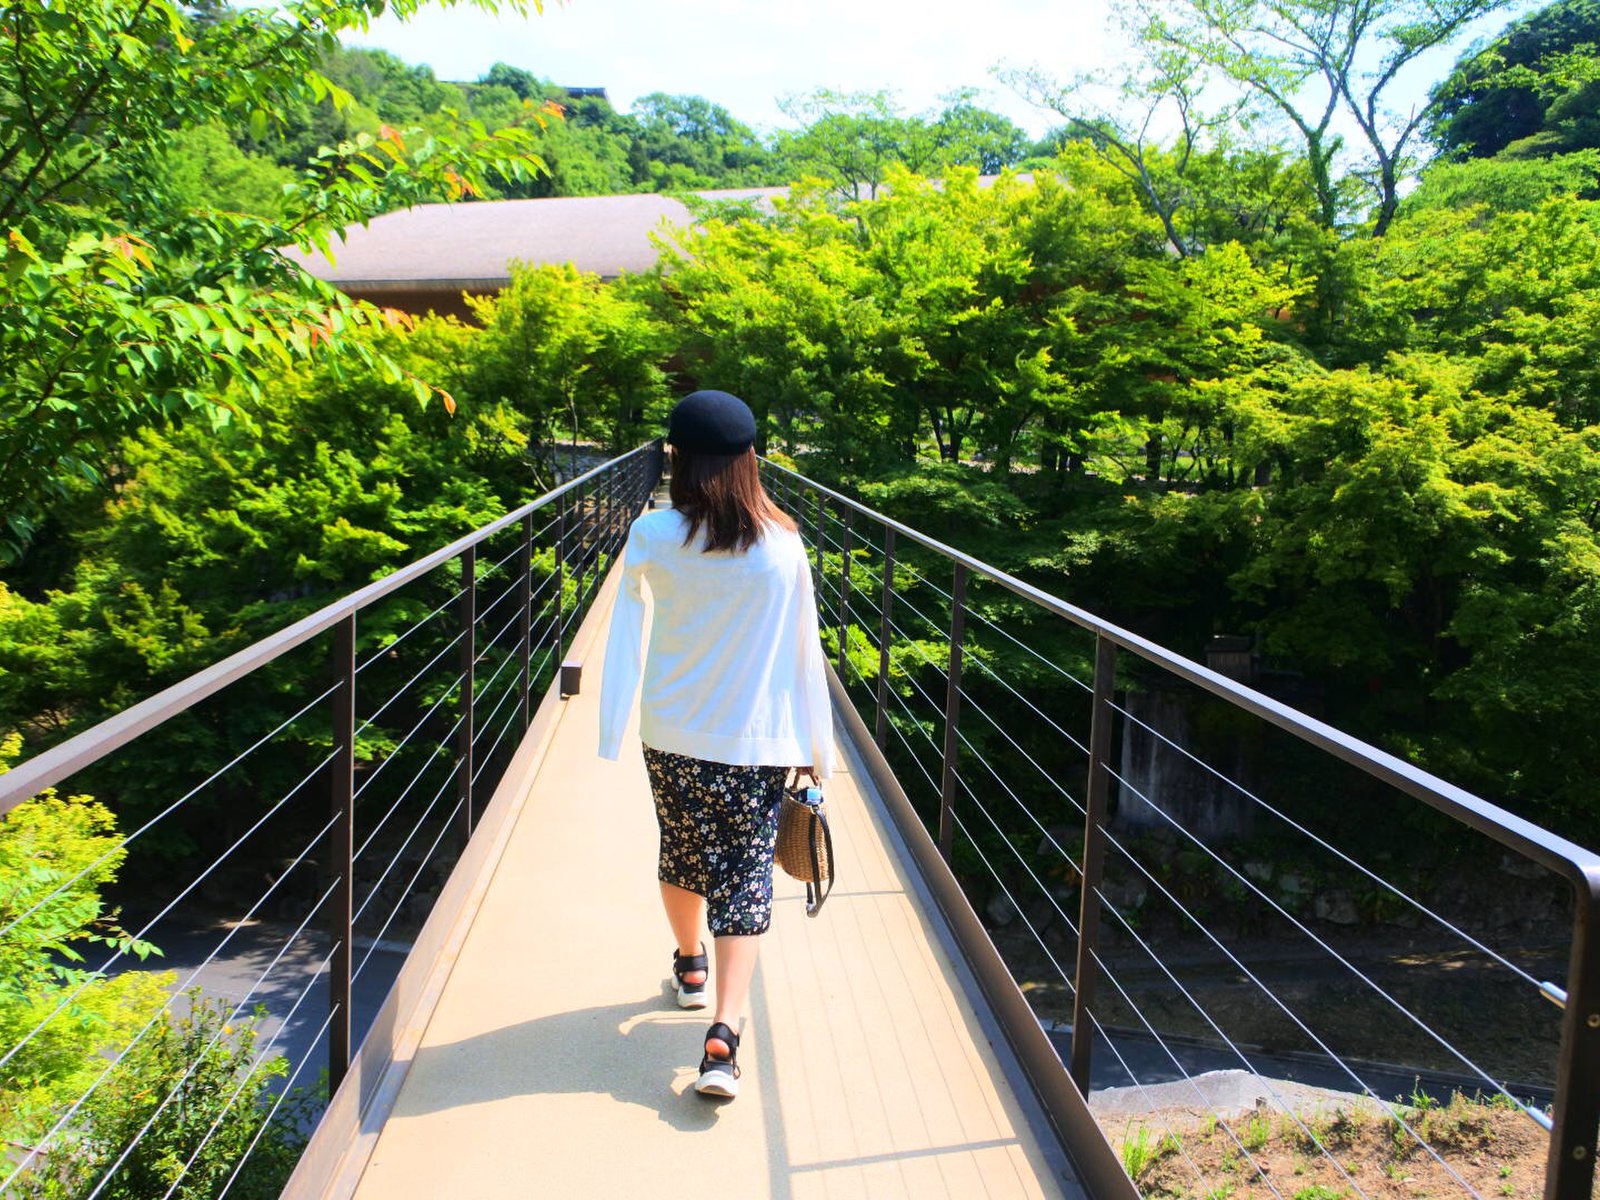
[283,175,1023,320]
[281,187,785,320]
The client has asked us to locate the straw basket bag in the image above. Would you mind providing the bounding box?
[776,771,834,917]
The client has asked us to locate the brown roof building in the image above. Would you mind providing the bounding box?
[282,187,787,319]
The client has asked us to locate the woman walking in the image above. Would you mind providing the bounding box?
[598,390,834,1100]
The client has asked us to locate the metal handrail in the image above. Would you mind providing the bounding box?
[763,458,1600,1200]
[0,442,660,815]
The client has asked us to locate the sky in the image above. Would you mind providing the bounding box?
[341,0,1121,140]
[340,0,1529,147]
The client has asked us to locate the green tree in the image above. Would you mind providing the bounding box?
[0,0,545,562]
[155,123,297,218]
[1002,38,1241,255]
[774,90,944,201]
[1428,0,1600,158]
[0,734,171,1145]
[469,263,670,473]
[1140,0,1524,233]
[630,93,775,189]
[0,318,541,863]
[929,91,1031,174]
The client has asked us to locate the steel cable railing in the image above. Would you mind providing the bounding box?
[0,441,663,1197]
[947,745,1377,1196]
[765,458,1600,1200]
[0,746,339,1075]
[0,811,339,1193]
[353,790,471,983]
[860,540,1554,1104]
[850,553,1501,1176]
[0,679,340,949]
[859,548,1472,1191]
[1100,758,1538,1115]
[78,886,343,1200]
[948,796,1301,1199]
[1104,696,1548,992]
[350,718,465,932]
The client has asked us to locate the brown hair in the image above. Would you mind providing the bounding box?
[669,445,796,553]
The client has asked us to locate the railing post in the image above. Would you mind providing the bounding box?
[554,498,568,660]
[838,509,853,680]
[328,614,355,1095]
[457,545,476,840]
[603,462,614,556]
[875,528,895,749]
[1548,880,1600,1200]
[814,491,825,583]
[938,564,968,862]
[1070,633,1118,1093]
[518,512,533,734]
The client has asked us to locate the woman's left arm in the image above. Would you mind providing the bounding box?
[793,544,835,780]
[597,518,650,760]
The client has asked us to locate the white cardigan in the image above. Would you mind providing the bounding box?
[597,507,835,777]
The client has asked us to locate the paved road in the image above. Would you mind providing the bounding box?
[95,915,408,1097]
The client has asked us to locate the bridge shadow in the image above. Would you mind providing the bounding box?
[391,992,744,1134]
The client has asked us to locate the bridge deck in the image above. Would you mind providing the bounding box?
[345,583,1073,1199]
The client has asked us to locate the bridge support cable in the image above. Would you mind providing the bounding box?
[944,801,1242,1199]
[0,746,339,1076]
[350,716,466,928]
[1092,779,1507,1193]
[0,678,339,948]
[0,816,341,1191]
[1089,834,1488,1198]
[351,672,465,811]
[870,557,1544,1176]
[146,951,344,1200]
[77,899,344,1200]
[857,535,1561,1112]
[866,580,1361,1190]
[356,627,467,736]
[1106,695,1549,994]
[941,737,1290,1195]
[353,791,471,984]
[838,548,1091,755]
[951,740,1375,1196]
[1104,756,1541,1117]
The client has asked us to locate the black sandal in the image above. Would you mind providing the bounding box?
[695,1021,741,1098]
[671,944,708,1009]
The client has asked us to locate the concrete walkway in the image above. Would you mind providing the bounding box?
[349,588,1071,1199]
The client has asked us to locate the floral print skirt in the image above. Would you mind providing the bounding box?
[642,745,789,937]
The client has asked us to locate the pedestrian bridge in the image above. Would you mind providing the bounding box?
[1,444,1596,1200]
[293,560,1075,1198]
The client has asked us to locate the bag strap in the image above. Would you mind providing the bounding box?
[804,804,835,918]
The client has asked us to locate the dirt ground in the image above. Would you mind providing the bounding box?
[1109,1094,1551,1200]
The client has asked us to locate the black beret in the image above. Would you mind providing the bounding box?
[666,390,757,454]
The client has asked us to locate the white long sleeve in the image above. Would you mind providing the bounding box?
[793,547,836,778]
[596,508,834,777]
[597,519,649,761]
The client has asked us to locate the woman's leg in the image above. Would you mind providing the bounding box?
[708,935,758,1056]
[659,880,706,986]
[702,765,786,1062]
[645,748,710,988]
